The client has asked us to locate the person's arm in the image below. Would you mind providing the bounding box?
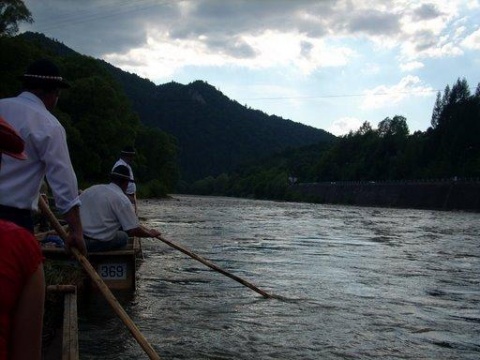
[115,194,153,238]
[127,226,161,238]
[11,264,45,360]
[41,122,81,215]
[63,205,87,255]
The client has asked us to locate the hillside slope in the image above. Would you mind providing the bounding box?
[105,65,336,181]
[20,32,336,182]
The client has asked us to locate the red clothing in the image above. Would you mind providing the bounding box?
[0,220,43,360]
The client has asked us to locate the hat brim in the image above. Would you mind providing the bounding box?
[18,75,71,89]
[111,173,136,183]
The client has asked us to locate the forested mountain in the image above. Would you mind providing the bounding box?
[14,32,335,182]
[102,62,335,181]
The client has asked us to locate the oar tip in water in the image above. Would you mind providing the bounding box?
[267,293,290,301]
[151,231,282,300]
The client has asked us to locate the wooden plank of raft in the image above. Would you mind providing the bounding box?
[62,291,79,360]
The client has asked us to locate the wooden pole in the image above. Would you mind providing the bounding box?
[39,198,161,360]
[144,227,283,299]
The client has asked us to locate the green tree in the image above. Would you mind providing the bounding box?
[377,116,409,137]
[431,92,442,129]
[448,78,470,105]
[356,121,374,135]
[0,0,32,37]
[60,74,140,182]
[425,79,479,178]
[135,126,179,192]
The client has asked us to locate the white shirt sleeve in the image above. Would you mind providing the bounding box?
[39,120,80,213]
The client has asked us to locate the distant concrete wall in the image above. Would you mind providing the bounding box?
[289,180,480,212]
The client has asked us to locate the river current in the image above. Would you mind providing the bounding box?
[78,195,480,359]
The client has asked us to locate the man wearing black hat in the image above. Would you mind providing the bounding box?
[0,58,86,255]
[79,165,161,252]
[112,145,137,212]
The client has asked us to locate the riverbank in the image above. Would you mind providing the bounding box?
[288,179,480,212]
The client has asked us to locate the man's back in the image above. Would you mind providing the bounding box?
[79,183,137,241]
[0,92,79,213]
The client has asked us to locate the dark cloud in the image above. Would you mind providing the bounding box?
[22,0,178,56]
[413,29,438,52]
[292,2,334,38]
[300,41,314,58]
[347,10,401,35]
[413,3,442,21]
[162,0,335,59]
[204,36,257,59]
[18,0,460,62]
[174,0,328,38]
[146,0,334,58]
[23,0,402,59]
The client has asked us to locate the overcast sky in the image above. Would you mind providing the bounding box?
[20,0,480,136]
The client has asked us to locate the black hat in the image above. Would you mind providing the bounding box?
[18,58,71,89]
[111,165,135,182]
[121,146,136,156]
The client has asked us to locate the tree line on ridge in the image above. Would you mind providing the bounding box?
[188,79,480,201]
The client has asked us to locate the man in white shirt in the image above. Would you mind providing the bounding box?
[112,146,137,212]
[80,165,161,252]
[0,58,86,255]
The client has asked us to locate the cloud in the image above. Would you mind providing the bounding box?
[347,9,401,35]
[103,31,228,80]
[328,117,364,136]
[412,3,444,21]
[395,2,468,60]
[104,27,356,82]
[21,0,478,70]
[462,28,480,50]
[466,0,480,10]
[400,61,424,72]
[204,36,258,59]
[361,75,435,110]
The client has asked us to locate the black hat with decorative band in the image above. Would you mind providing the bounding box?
[18,58,71,89]
[111,165,135,182]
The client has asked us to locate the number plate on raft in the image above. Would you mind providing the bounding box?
[98,263,127,280]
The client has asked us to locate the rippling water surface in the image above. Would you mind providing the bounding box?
[79,195,480,359]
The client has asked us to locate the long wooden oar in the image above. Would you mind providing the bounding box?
[142,226,283,299]
[39,198,161,360]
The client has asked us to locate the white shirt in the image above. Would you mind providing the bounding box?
[112,158,136,195]
[0,92,80,213]
[79,183,138,241]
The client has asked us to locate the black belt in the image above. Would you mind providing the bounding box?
[0,204,34,233]
[0,204,31,217]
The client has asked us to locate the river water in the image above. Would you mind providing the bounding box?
[78,195,480,359]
